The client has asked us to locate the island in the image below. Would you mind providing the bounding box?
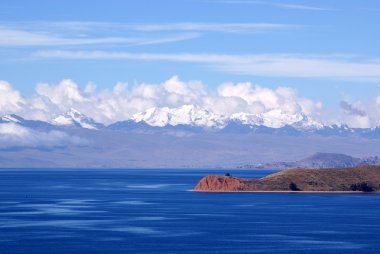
[194,166,380,192]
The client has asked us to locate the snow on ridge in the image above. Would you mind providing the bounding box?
[51,108,100,130]
[131,104,227,129]
[0,114,23,123]
[229,110,324,130]
[1,105,324,131]
[130,105,323,130]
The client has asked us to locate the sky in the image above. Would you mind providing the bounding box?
[1,0,380,127]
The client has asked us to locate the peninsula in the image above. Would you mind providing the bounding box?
[194,166,380,192]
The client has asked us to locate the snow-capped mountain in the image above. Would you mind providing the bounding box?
[51,108,104,130]
[2,105,380,137]
[0,114,54,131]
[131,105,227,129]
[0,114,24,123]
[230,110,323,130]
[125,105,323,132]
[1,111,94,131]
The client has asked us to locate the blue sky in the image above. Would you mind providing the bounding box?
[1,0,380,125]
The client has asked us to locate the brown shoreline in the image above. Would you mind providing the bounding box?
[191,190,379,194]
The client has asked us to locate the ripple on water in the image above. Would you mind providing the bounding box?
[114,200,156,205]
[126,183,186,189]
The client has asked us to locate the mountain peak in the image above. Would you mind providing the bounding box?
[51,108,103,130]
[127,105,326,131]
[0,114,24,123]
[229,110,323,130]
[131,104,226,128]
[67,107,82,116]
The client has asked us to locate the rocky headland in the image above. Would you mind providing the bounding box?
[194,166,380,192]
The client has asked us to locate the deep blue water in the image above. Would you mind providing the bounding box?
[1,169,380,253]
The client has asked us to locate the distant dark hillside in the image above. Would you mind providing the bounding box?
[241,153,380,169]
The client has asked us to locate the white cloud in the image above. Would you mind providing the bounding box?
[203,96,249,116]
[3,76,380,128]
[340,101,366,117]
[219,83,278,109]
[338,100,380,128]
[343,115,371,129]
[0,77,323,126]
[0,123,87,149]
[217,82,321,117]
[33,51,380,82]
[0,81,25,114]
[376,96,380,106]
[36,79,85,105]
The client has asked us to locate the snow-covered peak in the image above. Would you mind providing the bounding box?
[0,114,24,123]
[230,110,323,129]
[52,108,102,130]
[130,105,325,130]
[291,114,324,130]
[131,104,226,128]
[230,112,264,126]
[261,109,302,128]
[132,107,170,127]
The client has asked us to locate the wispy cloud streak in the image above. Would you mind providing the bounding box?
[0,21,295,47]
[0,26,199,47]
[128,22,297,33]
[33,50,380,81]
[218,0,330,11]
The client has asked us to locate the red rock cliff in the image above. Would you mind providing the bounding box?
[193,175,245,191]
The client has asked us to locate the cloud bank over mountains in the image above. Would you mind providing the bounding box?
[0,76,378,128]
[0,122,86,149]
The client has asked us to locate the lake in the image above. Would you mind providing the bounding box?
[0,169,380,253]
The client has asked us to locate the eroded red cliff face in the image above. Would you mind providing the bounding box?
[193,175,246,191]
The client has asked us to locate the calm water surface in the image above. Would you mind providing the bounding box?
[0,169,380,253]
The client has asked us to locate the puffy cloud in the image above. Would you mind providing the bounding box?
[36,79,85,106]
[23,79,87,121]
[129,76,206,107]
[203,96,249,116]
[217,82,321,117]
[376,96,380,106]
[338,100,377,128]
[0,81,25,114]
[340,101,366,117]
[4,77,380,128]
[0,123,87,149]
[0,79,363,128]
[343,115,371,129]
[0,77,324,125]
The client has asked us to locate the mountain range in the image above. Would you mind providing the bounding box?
[2,105,379,137]
[109,105,333,133]
[2,106,380,168]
